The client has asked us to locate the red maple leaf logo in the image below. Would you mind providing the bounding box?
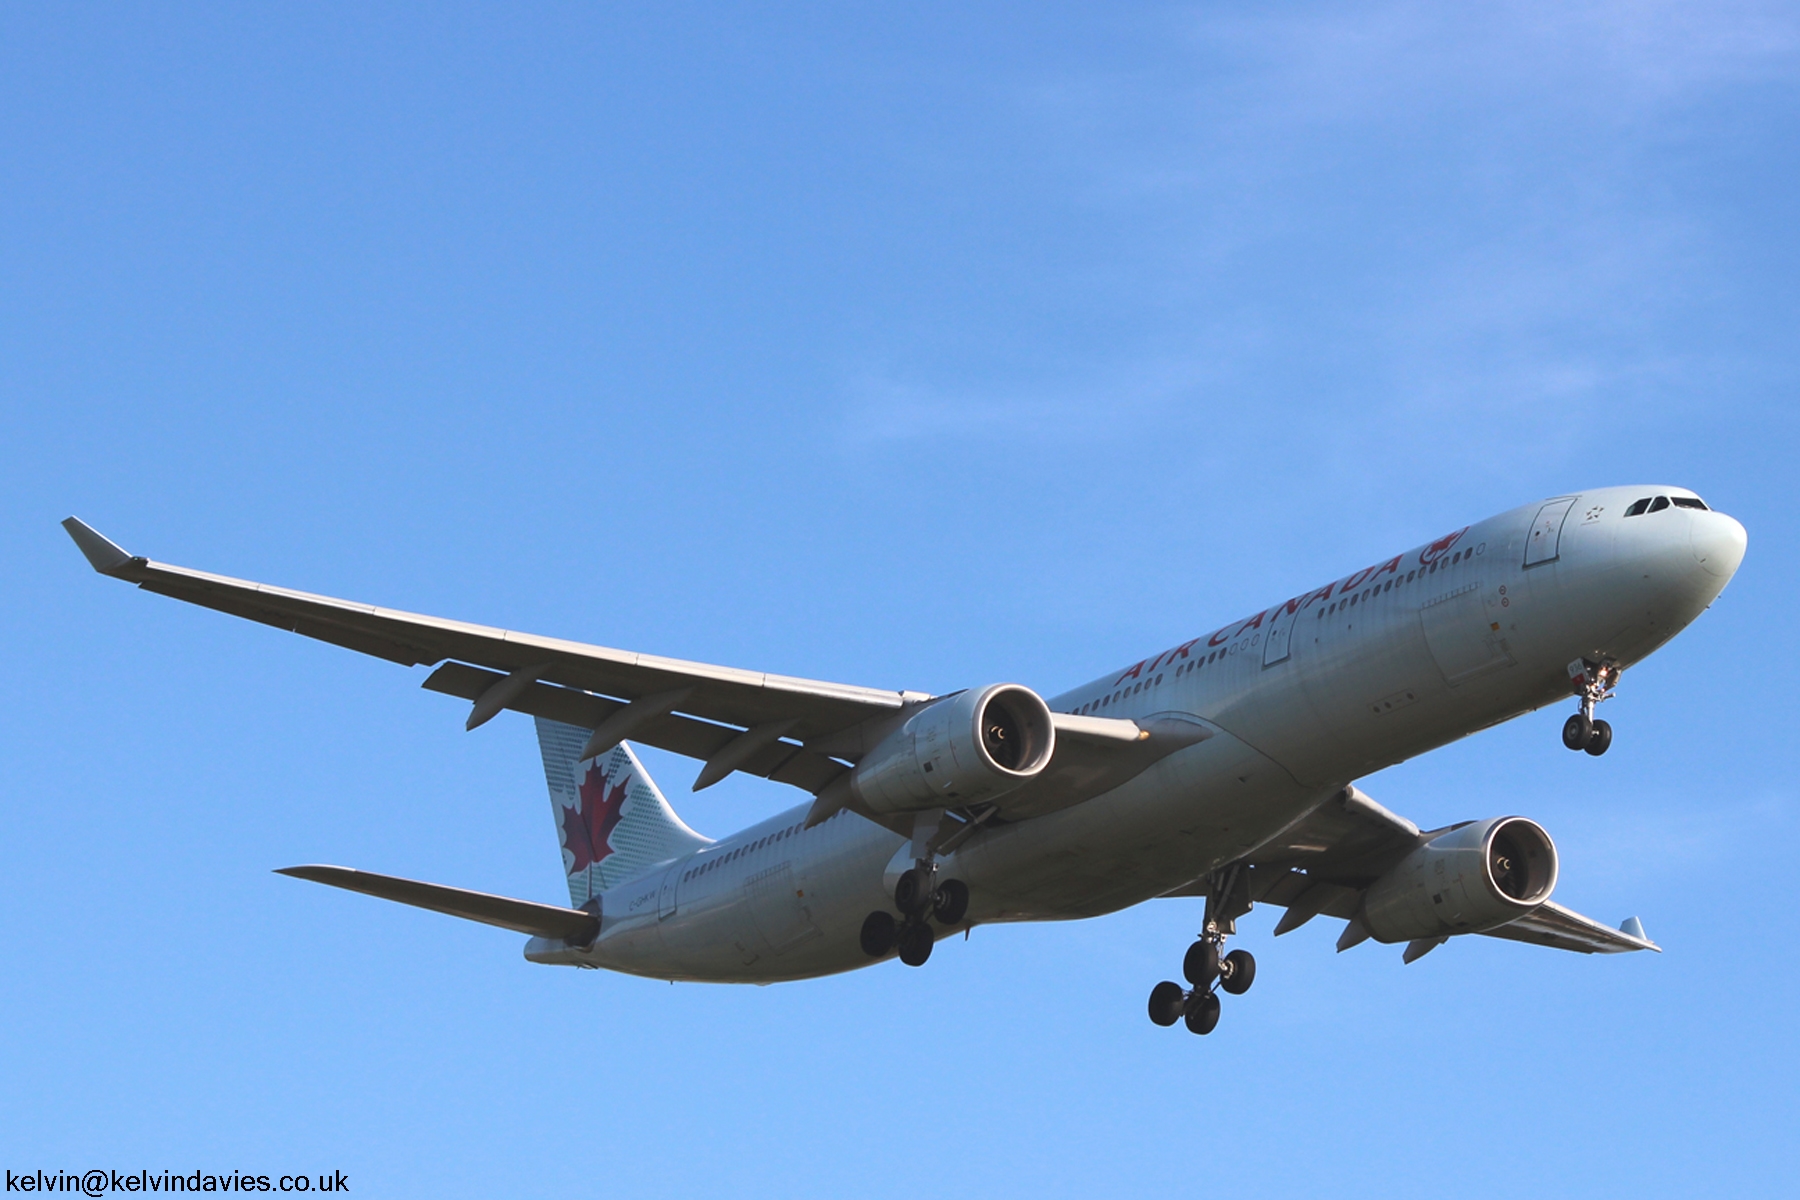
[1420,526,1468,565]
[561,768,630,872]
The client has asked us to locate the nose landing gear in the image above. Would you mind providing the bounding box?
[1562,658,1619,756]
[1148,865,1257,1036]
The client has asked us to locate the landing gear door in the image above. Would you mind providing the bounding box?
[1524,497,1578,567]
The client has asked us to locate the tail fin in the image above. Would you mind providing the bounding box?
[534,717,710,906]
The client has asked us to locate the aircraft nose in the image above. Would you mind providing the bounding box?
[1691,510,1748,580]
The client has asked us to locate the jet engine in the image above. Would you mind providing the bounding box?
[850,684,1056,816]
[1360,816,1558,943]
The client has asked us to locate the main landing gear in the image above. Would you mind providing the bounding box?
[859,864,969,969]
[1148,865,1256,1036]
[1562,658,1619,757]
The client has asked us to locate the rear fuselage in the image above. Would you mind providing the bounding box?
[529,486,1744,982]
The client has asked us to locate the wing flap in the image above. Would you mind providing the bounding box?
[420,663,850,794]
[276,865,599,943]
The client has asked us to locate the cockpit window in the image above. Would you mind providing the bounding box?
[1648,496,1671,513]
[1624,498,1651,517]
[1671,496,1708,510]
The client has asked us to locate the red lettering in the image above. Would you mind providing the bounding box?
[1370,554,1403,580]
[1235,610,1268,636]
[1113,660,1147,685]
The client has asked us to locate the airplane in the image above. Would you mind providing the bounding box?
[62,484,1746,1035]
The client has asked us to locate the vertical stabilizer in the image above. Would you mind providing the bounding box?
[534,718,710,906]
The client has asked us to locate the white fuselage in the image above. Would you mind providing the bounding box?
[527,486,1745,982]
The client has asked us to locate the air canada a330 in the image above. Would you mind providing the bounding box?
[64,485,1745,1035]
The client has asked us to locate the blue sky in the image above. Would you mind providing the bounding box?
[3,3,1795,1195]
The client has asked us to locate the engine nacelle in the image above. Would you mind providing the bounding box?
[850,684,1056,816]
[1361,816,1558,943]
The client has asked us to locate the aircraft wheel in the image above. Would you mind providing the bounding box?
[1219,949,1256,995]
[1184,991,1221,1035]
[859,911,896,958]
[1562,713,1592,751]
[932,878,969,926]
[1148,981,1186,1027]
[1182,940,1219,987]
[894,869,930,916]
[897,922,934,967]
[1585,719,1613,757]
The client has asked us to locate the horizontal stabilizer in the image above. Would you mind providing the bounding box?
[275,865,599,944]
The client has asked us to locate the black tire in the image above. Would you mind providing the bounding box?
[1148,981,1186,1027]
[932,878,970,926]
[1184,991,1221,1035]
[1182,940,1219,987]
[859,911,897,958]
[1219,949,1256,995]
[1586,719,1613,757]
[897,922,934,967]
[1562,713,1592,751]
[894,869,929,915]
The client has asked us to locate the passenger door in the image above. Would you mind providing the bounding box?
[1263,602,1300,667]
[1524,498,1578,567]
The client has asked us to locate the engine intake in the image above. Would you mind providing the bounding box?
[850,684,1056,816]
[1361,816,1558,943]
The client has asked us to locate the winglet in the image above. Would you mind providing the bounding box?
[61,517,137,576]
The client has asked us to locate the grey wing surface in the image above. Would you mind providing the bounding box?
[64,519,1197,821]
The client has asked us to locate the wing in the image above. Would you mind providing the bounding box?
[1480,902,1659,954]
[1176,785,1657,957]
[65,519,1188,820]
